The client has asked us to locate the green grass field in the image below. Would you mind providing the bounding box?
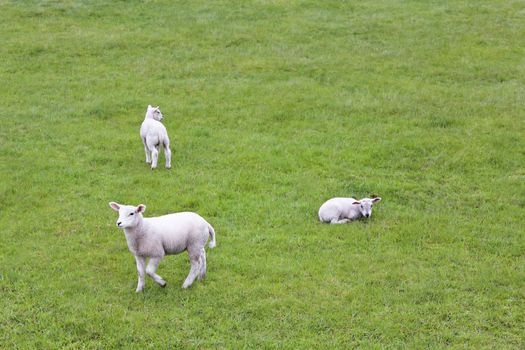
[1,0,524,348]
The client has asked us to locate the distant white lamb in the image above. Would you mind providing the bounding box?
[109,202,216,292]
[319,196,382,224]
[140,105,171,169]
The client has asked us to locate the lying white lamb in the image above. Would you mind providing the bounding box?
[140,105,172,169]
[109,202,216,292]
[318,196,382,224]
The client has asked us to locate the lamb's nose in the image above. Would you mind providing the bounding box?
[117,222,122,227]
[365,214,370,218]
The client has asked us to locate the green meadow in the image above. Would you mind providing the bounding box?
[1,0,524,348]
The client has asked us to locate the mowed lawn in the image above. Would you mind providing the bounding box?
[0,0,524,348]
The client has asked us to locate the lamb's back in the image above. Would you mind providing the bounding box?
[146,212,203,233]
[319,197,357,221]
[140,119,167,139]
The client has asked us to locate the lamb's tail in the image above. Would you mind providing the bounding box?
[207,224,216,249]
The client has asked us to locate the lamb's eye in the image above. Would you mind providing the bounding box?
[129,213,134,216]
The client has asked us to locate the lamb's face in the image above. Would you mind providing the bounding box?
[147,105,163,121]
[109,202,146,229]
[353,197,381,218]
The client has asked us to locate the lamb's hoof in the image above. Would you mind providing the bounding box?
[135,288,144,293]
[160,281,167,288]
[166,166,171,170]
[151,167,157,170]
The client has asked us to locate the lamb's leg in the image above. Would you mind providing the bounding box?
[182,252,200,289]
[198,248,206,281]
[330,218,350,224]
[164,144,172,169]
[150,147,159,169]
[135,256,146,292]
[143,139,151,164]
[146,257,166,287]
[146,139,159,169]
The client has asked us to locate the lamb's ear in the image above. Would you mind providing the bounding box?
[352,201,361,205]
[109,202,120,211]
[372,197,382,203]
[148,104,152,108]
[136,204,146,213]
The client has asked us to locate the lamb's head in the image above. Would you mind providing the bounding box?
[109,202,146,228]
[145,105,163,121]
[352,197,381,218]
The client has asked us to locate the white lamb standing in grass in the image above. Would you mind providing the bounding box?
[318,196,382,224]
[140,105,171,169]
[109,202,216,292]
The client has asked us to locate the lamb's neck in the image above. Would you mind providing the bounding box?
[123,218,150,254]
[348,206,362,220]
[124,217,149,237]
